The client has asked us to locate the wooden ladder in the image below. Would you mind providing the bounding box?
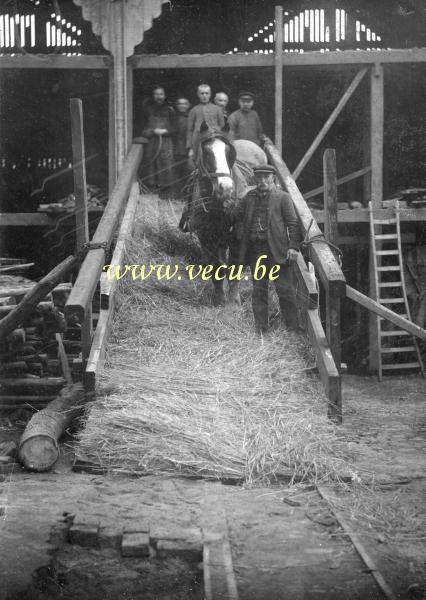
[369,201,425,381]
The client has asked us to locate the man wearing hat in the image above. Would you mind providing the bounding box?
[232,164,301,333]
[228,92,266,147]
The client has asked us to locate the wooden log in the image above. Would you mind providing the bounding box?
[323,149,341,369]
[0,378,66,394]
[0,296,16,306]
[56,333,73,384]
[0,362,29,374]
[18,383,85,471]
[293,68,368,180]
[65,143,143,324]
[0,263,34,274]
[346,285,426,342]
[6,328,25,351]
[274,5,284,155]
[0,255,78,341]
[0,395,55,405]
[306,308,342,423]
[264,140,346,297]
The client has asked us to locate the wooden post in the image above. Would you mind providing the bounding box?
[323,149,341,370]
[112,0,127,173]
[70,99,89,252]
[127,61,134,150]
[274,5,283,155]
[108,66,116,194]
[70,98,92,360]
[369,63,384,372]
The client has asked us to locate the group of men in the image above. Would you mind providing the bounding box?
[140,83,266,199]
[140,82,301,334]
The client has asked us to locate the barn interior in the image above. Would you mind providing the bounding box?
[0,1,426,599]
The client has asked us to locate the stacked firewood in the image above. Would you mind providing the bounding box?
[0,270,82,412]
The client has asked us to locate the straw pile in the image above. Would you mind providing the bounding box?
[78,195,356,484]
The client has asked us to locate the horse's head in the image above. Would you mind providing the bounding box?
[199,122,236,202]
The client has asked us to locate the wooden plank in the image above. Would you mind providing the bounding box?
[0,54,111,69]
[127,61,134,151]
[311,208,426,223]
[111,0,128,173]
[293,68,368,180]
[306,308,342,423]
[130,48,426,70]
[323,149,341,370]
[317,485,398,600]
[346,285,426,342]
[70,98,92,360]
[65,143,143,324]
[0,213,51,227]
[265,140,346,297]
[84,307,115,392]
[303,166,371,200]
[100,181,140,309]
[294,253,318,310]
[274,6,284,155]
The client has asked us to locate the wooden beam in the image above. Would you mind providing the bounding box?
[306,308,342,423]
[370,64,384,207]
[127,61,134,151]
[294,253,319,310]
[265,140,346,297]
[129,48,426,70]
[70,99,89,252]
[311,207,426,224]
[293,68,368,180]
[100,181,140,309]
[303,166,371,200]
[0,213,52,227]
[84,307,115,392]
[0,54,110,69]
[111,0,128,172]
[65,143,143,324]
[323,149,341,370]
[346,285,426,342]
[274,6,283,155]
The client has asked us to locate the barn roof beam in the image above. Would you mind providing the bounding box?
[129,47,426,69]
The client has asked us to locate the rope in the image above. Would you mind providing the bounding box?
[300,219,343,267]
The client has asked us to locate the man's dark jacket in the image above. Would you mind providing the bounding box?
[232,187,301,265]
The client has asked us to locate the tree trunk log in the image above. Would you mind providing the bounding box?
[18,383,85,471]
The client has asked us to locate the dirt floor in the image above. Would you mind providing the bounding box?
[0,374,425,600]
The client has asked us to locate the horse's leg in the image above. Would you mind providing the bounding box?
[227,237,241,305]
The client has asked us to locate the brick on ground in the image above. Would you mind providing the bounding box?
[121,532,150,558]
[69,522,100,548]
[156,539,203,562]
[98,525,123,550]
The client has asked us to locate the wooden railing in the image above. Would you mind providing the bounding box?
[64,142,143,391]
[264,139,345,423]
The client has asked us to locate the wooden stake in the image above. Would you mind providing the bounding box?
[323,149,341,370]
[274,6,284,155]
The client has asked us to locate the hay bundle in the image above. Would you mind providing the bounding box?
[78,196,355,484]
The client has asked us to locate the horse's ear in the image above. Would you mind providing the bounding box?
[200,120,209,133]
[222,122,230,133]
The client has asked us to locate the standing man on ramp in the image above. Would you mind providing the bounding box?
[186,83,225,164]
[233,164,301,333]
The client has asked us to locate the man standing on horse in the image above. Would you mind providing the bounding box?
[186,84,225,164]
[233,164,301,333]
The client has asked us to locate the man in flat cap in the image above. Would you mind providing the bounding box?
[232,164,301,333]
[228,91,266,147]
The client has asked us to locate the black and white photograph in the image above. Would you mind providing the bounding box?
[0,1,425,598]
